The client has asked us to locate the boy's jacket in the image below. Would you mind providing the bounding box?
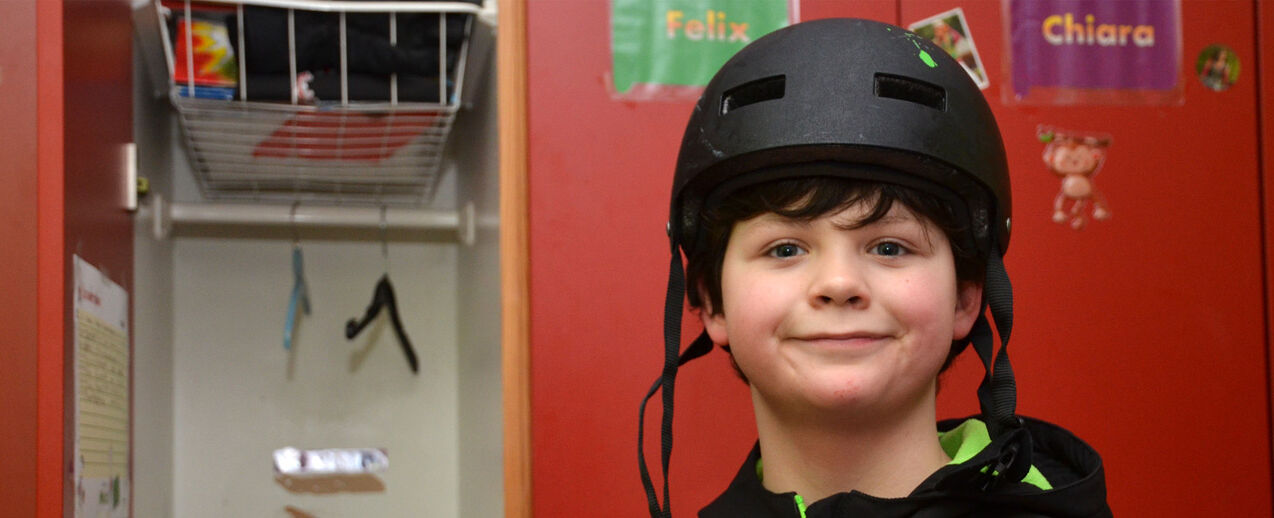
[699,416,1112,518]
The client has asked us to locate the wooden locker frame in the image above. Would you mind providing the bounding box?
[498,0,531,517]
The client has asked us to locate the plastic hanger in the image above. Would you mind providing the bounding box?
[345,206,419,374]
[284,202,311,350]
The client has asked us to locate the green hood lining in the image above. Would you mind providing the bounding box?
[940,418,1052,491]
[758,418,1053,515]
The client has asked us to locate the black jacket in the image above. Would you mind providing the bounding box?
[700,416,1112,517]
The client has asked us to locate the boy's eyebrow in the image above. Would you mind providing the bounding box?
[752,208,922,230]
[752,213,814,228]
[869,214,914,223]
[830,212,918,230]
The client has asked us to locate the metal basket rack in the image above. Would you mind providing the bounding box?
[152,0,485,205]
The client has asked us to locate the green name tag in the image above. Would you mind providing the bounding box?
[611,0,791,96]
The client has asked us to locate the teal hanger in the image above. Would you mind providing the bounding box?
[284,203,311,350]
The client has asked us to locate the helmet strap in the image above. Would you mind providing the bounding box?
[639,247,713,518]
[969,238,1021,439]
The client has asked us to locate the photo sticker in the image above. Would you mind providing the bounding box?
[1196,44,1239,92]
[908,8,989,89]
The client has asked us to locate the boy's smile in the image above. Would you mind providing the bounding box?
[702,202,982,419]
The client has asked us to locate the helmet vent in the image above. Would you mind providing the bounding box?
[874,73,946,111]
[720,75,785,115]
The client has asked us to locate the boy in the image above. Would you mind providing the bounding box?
[638,18,1111,517]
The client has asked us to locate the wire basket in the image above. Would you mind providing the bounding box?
[153,0,484,205]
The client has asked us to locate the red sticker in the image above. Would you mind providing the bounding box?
[1038,126,1113,229]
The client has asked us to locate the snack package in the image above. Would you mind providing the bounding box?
[273,447,388,476]
[172,14,238,90]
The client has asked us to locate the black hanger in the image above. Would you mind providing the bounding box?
[346,206,418,374]
[346,274,419,374]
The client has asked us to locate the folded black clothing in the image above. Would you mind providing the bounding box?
[311,72,446,102]
[225,5,473,77]
[240,72,446,103]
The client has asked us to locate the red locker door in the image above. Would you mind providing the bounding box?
[26,0,133,515]
[58,1,135,512]
[0,1,43,515]
[0,1,132,515]
[900,0,1268,515]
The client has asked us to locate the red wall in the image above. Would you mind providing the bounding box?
[527,1,1269,516]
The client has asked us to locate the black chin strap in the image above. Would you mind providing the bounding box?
[970,246,1019,438]
[638,249,713,518]
[965,238,1033,489]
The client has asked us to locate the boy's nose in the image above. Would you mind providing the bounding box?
[809,256,869,309]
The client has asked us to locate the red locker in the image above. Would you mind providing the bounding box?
[0,0,134,516]
[898,1,1268,515]
[526,0,1270,515]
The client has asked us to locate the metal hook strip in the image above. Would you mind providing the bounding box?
[290,201,302,246]
[380,205,389,274]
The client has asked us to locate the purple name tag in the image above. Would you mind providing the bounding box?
[1010,0,1180,94]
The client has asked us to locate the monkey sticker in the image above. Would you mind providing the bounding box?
[1038,126,1112,229]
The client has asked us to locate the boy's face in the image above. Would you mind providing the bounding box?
[701,202,982,417]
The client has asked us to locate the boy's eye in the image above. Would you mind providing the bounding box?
[768,243,805,258]
[872,241,907,257]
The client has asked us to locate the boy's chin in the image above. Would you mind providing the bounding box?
[759,374,937,422]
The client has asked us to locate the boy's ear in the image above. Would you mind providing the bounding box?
[952,281,983,341]
[695,284,730,346]
[698,304,730,346]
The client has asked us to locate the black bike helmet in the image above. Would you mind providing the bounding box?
[639,18,1025,518]
[672,17,1010,255]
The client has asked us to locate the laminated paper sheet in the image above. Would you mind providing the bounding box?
[73,255,130,518]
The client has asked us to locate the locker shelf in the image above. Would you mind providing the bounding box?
[151,0,486,205]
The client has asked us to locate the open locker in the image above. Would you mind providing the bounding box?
[131,1,502,516]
